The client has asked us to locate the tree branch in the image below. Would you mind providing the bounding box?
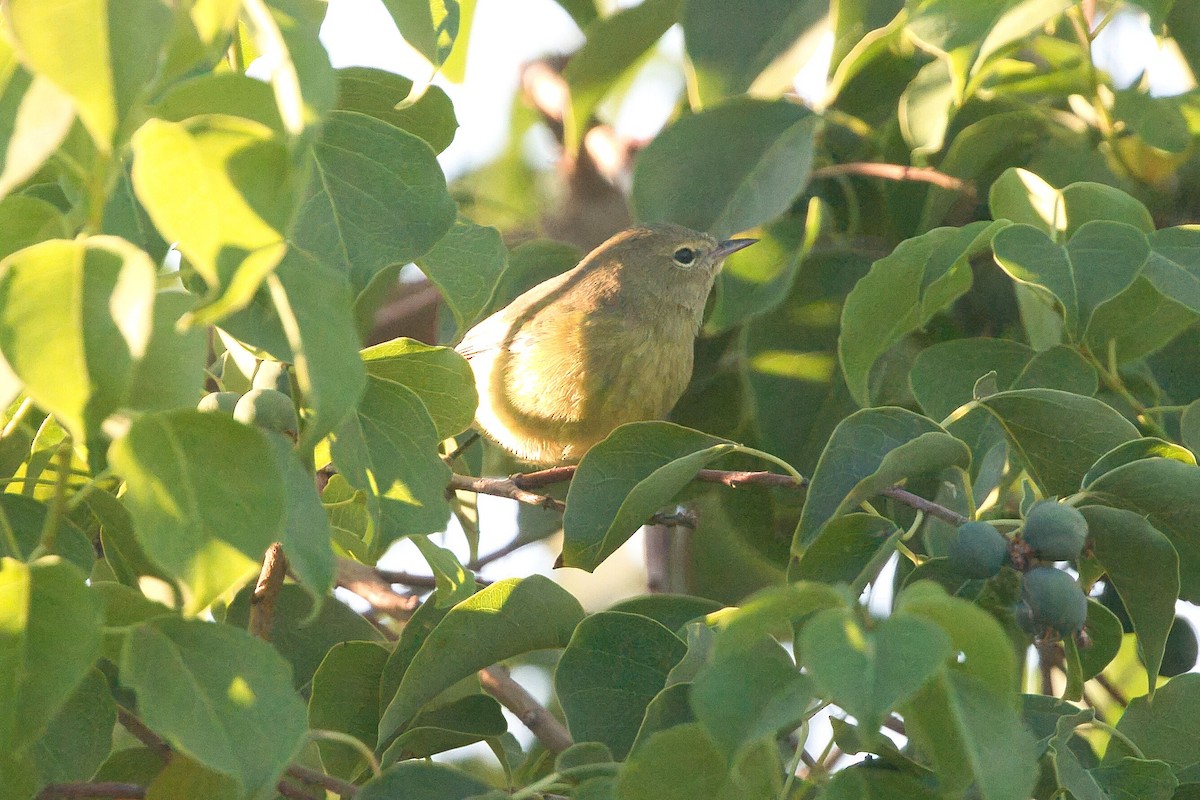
[335,558,421,620]
[479,665,574,754]
[810,162,977,197]
[249,542,287,640]
[448,473,566,512]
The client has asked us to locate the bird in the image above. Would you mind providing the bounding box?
[455,223,757,464]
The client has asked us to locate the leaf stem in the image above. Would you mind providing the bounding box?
[35,439,74,557]
[306,729,382,777]
[1084,718,1145,760]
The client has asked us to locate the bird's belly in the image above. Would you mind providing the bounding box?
[475,320,694,463]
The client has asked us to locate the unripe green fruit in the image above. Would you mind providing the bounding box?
[947,521,1009,578]
[234,388,299,438]
[1159,616,1198,677]
[1022,500,1088,561]
[197,391,240,414]
[1021,566,1088,636]
[252,360,292,396]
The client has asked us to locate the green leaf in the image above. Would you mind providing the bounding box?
[0,46,75,198]
[217,248,367,450]
[31,667,115,785]
[1083,458,1200,602]
[292,110,456,297]
[910,338,1034,422]
[379,0,462,69]
[562,0,681,150]
[382,693,507,763]
[988,168,1155,239]
[1082,438,1195,487]
[329,375,451,554]
[1113,90,1191,153]
[977,389,1138,496]
[555,611,687,760]
[0,558,102,755]
[0,236,156,462]
[824,767,943,800]
[616,723,763,800]
[6,0,173,151]
[127,292,208,414]
[800,608,951,732]
[1,495,98,574]
[1142,227,1200,314]
[1081,506,1178,693]
[991,221,1150,337]
[357,761,492,800]
[120,617,308,797]
[265,436,335,599]
[606,595,724,634]
[1092,757,1179,800]
[561,422,735,571]
[710,582,846,658]
[1106,673,1200,780]
[1083,276,1198,364]
[631,98,819,238]
[1076,598,1123,683]
[839,221,1001,406]
[108,410,285,614]
[131,115,293,319]
[1047,707,1105,800]
[795,407,970,548]
[225,584,383,691]
[144,755,240,800]
[793,513,897,586]
[378,575,584,745]
[682,0,827,107]
[903,672,1039,800]
[308,641,390,780]
[895,581,1017,691]
[410,534,475,607]
[900,58,955,155]
[241,0,336,135]
[690,637,812,758]
[415,217,507,334]
[153,72,283,129]
[0,196,68,260]
[336,67,458,153]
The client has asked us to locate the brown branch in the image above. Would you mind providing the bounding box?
[479,664,574,754]
[810,162,977,198]
[1093,672,1129,707]
[285,765,358,798]
[116,705,170,759]
[36,783,146,799]
[373,568,492,589]
[335,558,421,620]
[249,542,288,640]
[449,473,566,512]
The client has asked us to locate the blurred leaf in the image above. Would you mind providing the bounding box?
[308,641,390,779]
[153,72,283,129]
[1142,227,1200,314]
[120,617,308,797]
[617,723,772,800]
[382,693,507,763]
[378,576,584,746]
[336,67,458,153]
[264,435,336,599]
[691,637,812,758]
[144,755,239,800]
[562,422,735,571]
[839,220,1001,406]
[416,217,507,334]
[1114,90,1190,153]
[410,534,475,607]
[127,292,208,414]
[1,495,96,574]
[801,607,951,731]
[31,667,115,785]
[1105,673,1200,782]
[0,196,68,260]
[357,761,492,800]
[1092,756,1179,800]
[564,0,681,151]
[903,671,1038,800]
[991,221,1150,337]
[241,0,335,135]
[329,375,451,553]
[795,406,969,548]
[977,389,1138,496]
[824,767,942,800]
[0,558,102,755]
[0,236,156,461]
[1081,506,1178,693]
[607,595,724,633]
[6,0,172,151]
[292,110,456,297]
[1084,276,1198,364]
[707,209,814,333]
[631,98,819,238]
[1076,598,1123,683]
[0,45,75,198]
[108,410,285,614]
[379,0,462,70]
[682,0,826,106]
[900,58,954,155]
[557,612,686,759]
[132,116,293,320]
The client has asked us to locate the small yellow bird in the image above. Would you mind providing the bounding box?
[456,223,756,464]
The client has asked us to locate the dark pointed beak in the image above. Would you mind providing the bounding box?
[714,238,758,260]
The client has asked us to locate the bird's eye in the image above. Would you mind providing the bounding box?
[673,247,696,266]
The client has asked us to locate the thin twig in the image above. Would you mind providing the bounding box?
[468,534,533,570]
[285,764,359,798]
[249,542,288,640]
[449,473,566,512]
[374,568,492,589]
[116,705,170,759]
[479,665,573,754]
[335,558,421,620]
[810,162,977,197]
[35,784,147,799]
[1093,672,1129,707]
